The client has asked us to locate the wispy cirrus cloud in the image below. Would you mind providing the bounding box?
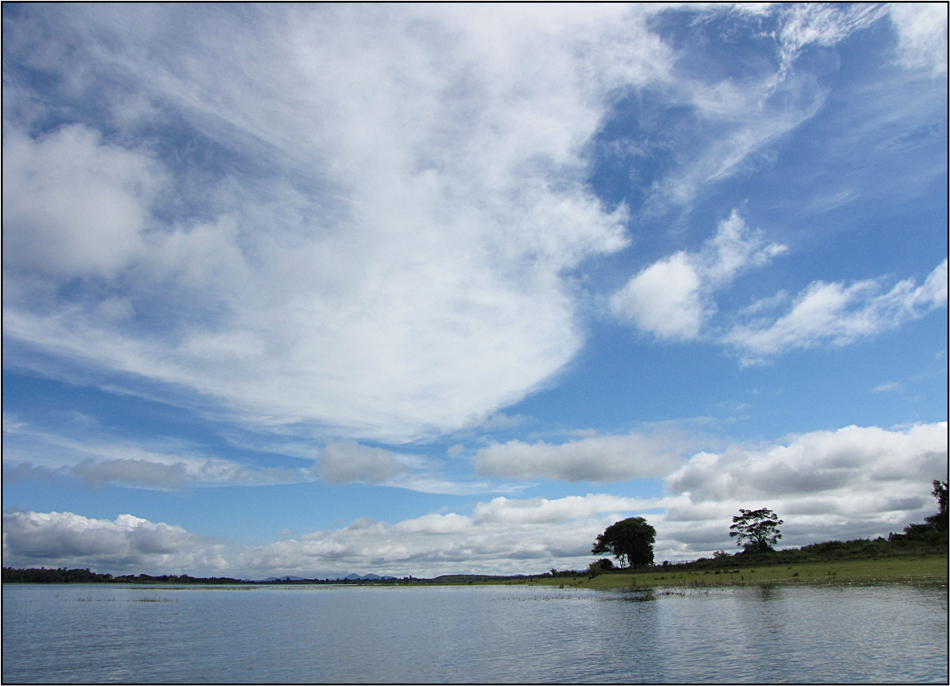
[3,4,657,444]
[633,4,891,218]
[2,415,492,495]
[4,4,922,446]
[725,259,948,363]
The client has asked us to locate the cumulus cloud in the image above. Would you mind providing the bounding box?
[725,259,948,362]
[2,495,655,577]
[6,423,945,575]
[611,252,704,340]
[611,211,786,340]
[1,511,223,575]
[660,422,948,555]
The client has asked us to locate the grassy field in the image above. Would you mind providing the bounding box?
[509,554,948,590]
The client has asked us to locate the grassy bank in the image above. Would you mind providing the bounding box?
[516,554,948,590]
[5,535,946,589]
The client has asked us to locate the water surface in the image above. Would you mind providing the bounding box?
[3,582,947,683]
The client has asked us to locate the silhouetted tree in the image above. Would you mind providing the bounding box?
[924,480,948,531]
[730,508,783,553]
[904,479,948,538]
[592,517,656,568]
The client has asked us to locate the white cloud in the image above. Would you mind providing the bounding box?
[5,423,945,575]
[2,494,658,577]
[725,259,948,361]
[1,511,224,575]
[3,5,928,444]
[888,3,949,76]
[611,252,704,340]
[667,423,947,501]
[315,442,410,485]
[2,125,162,279]
[466,412,530,433]
[1,421,313,490]
[636,5,889,217]
[611,211,786,341]
[470,494,657,526]
[3,5,665,444]
[2,417,490,495]
[474,431,695,482]
[660,422,948,554]
[872,381,900,393]
[777,4,887,66]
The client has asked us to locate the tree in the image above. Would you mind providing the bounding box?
[729,508,783,553]
[591,517,656,568]
[587,558,613,578]
[924,480,948,531]
[904,479,948,538]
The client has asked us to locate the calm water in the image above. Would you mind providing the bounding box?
[2,582,947,683]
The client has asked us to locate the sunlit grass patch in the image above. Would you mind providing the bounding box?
[523,555,948,590]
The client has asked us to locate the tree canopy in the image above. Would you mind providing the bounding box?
[924,480,948,531]
[729,508,783,553]
[903,479,948,539]
[591,517,656,568]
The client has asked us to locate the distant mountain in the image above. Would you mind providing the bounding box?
[262,575,308,582]
[259,573,397,582]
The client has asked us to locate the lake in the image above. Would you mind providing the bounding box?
[2,582,947,683]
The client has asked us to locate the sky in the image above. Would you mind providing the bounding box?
[2,3,947,580]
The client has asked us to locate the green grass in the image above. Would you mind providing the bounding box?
[516,555,948,590]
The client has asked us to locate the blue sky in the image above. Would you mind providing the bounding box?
[2,4,947,579]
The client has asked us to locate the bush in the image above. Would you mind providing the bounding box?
[587,558,614,577]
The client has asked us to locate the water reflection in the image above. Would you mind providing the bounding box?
[2,583,946,683]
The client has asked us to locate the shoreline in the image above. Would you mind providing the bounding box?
[4,553,946,590]
[506,554,948,590]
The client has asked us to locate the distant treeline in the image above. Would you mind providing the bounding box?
[1,568,247,584]
[0,567,533,585]
[4,528,946,585]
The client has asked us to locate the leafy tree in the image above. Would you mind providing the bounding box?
[591,517,656,568]
[729,508,783,553]
[924,480,948,531]
[904,479,948,538]
[587,558,614,577]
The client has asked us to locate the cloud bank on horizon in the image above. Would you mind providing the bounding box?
[2,3,947,578]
